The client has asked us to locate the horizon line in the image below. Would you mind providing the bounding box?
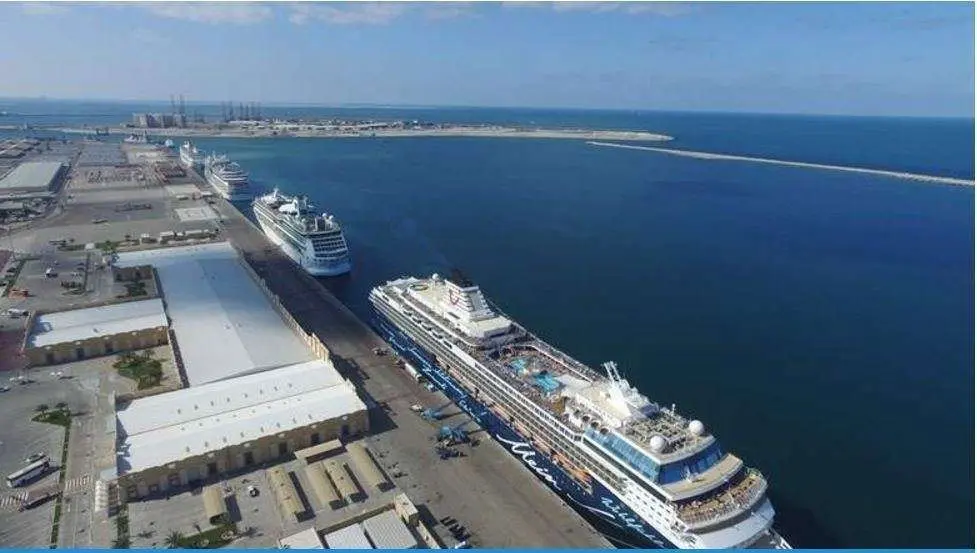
[0,95,973,121]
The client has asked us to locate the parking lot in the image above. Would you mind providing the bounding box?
[0,361,102,548]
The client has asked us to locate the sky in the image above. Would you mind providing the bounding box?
[0,1,973,117]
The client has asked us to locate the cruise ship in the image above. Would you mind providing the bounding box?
[252,188,352,277]
[178,141,204,170]
[204,153,252,201]
[370,271,791,549]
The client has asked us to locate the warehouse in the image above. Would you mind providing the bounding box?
[321,507,420,549]
[23,298,168,366]
[0,161,66,196]
[279,528,324,549]
[113,242,312,385]
[115,359,368,499]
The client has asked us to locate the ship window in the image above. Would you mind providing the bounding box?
[585,427,661,482]
[657,442,724,484]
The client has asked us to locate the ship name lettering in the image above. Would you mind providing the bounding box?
[495,435,561,490]
[600,497,666,546]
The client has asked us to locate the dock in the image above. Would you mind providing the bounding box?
[201,178,611,547]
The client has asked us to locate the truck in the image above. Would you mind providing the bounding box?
[18,485,60,511]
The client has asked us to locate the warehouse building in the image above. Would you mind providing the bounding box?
[114,242,313,386]
[279,528,324,549]
[318,497,429,549]
[0,160,66,196]
[116,359,368,499]
[23,298,168,366]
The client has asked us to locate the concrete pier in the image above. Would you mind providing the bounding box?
[205,186,611,547]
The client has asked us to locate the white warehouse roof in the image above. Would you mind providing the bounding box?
[113,242,311,386]
[361,509,418,549]
[116,359,366,475]
[324,524,373,550]
[28,298,167,348]
[0,161,63,192]
[279,528,324,549]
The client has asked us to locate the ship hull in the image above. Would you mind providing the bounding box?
[254,208,352,277]
[206,175,251,202]
[370,309,678,549]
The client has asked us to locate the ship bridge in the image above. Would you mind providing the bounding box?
[404,272,513,342]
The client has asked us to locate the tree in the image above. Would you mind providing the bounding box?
[35,404,48,413]
[165,531,183,549]
[111,537,130,549]
[55,402,67,410]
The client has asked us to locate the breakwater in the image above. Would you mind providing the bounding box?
[588,141,974,187]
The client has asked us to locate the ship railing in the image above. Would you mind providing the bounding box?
[674,468,768,529]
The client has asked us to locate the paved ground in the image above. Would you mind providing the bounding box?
[0,360,102,548]
[0,147,612,549]
[211,183,610,548]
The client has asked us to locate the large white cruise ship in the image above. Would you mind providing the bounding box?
[179,141,205,171]
[204,153,252,201]
[252,188,351,277]
[370,271,791,549]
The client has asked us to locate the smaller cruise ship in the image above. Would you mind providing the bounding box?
[179,141,205,171]
[204,153,252,201]
[252,188,352,277]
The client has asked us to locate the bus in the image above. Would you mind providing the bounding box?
[6,458,50,488]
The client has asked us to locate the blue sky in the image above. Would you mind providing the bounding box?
[0,1,973,116]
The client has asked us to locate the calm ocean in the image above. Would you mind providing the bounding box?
[3,100,974,548]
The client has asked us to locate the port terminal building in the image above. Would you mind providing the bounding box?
[22,298,169,366]
[0,160,67,199]
[33,241,373,499]
[116,360,366,499]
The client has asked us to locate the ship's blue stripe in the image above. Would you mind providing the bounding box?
[370,310,677,549]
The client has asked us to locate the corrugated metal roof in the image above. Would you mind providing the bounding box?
[0,161,62,191]
[114,242,312,386]
[28,298,167,348]
[116,360,366,475]
[324,524,373,549]
[361,509,417,549]
[279,528,324,549]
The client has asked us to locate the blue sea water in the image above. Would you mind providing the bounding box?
[2,101,974,548]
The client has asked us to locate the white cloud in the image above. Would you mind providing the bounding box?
[552,2,620,13]
[425,2,479,21]
[623,2,694,16]
[289,2,408,25]
[500,1,552,9]
[141,2,272,25]
[20,2,68,16]
[529,1,696,16]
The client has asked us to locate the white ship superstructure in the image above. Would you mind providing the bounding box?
[204,153,252,201]
[370,272,790,549]
[179,141,205,171]
[252,188,351,277]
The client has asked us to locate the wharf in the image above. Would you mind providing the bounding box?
[203,182,611,548]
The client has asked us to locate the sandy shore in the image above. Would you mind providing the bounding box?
[35,125,673,142]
